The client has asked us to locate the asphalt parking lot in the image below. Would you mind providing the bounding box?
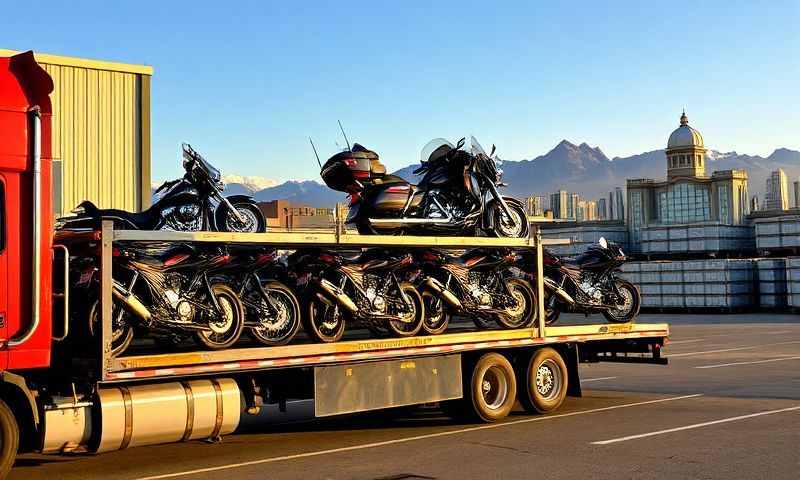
[12,313,800,480]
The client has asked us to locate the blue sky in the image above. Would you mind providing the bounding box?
[2,1,798,184]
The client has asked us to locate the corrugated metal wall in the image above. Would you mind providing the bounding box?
[0,49,152,216]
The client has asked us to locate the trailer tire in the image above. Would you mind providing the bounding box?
[518,347,568,414]
[466,353,517,422]
[0,398,19,478]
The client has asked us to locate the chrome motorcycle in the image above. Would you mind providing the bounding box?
[61,144,266,233]
[516,238,640,324]
[415,248,537,332]
[320,136,529,237]
[288,248,424,342]
[84,243,245,355]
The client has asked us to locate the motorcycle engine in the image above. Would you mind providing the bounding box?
[364,275,387,313]
[163,204,202,231]
[164,275,195,322]
[578,274,603,304]
[467,273,493,307]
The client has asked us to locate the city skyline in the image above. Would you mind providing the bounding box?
[1,1,798,184]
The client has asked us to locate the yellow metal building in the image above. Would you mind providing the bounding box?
[0,49,152,216]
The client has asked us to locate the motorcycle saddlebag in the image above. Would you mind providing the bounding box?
[320,144,386,192]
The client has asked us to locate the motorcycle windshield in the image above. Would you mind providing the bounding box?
[420,138,455,164]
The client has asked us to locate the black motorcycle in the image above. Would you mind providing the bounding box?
[320,136,529,238]
[415,247,537,332]
[61,144,266,233]
[81,243,245,356]
[517,238,640,325]
[215,247,301,346]
[288,248,424,342]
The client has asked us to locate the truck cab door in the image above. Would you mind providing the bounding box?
[0,177,8,368]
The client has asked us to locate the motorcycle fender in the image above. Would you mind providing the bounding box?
[223,194,258,205]
[483,196,525,230]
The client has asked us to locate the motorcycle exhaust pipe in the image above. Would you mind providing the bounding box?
[542,277,576,305]
[422,277,462,309]
[112,284,152,321]
[316,278,358,313]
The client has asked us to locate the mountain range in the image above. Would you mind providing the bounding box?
[167,142,800,207]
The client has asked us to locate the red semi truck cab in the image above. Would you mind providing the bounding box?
[0,51,54,371]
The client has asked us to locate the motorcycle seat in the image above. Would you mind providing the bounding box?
[371,174,411,187]
[75,200,161,230]
[136,243,198,267]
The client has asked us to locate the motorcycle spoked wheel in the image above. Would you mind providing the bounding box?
[543,291,561,326]
[305,293,347,343]
[489,201,530,238]
[88,300,134,357]
[421,290,450,335]
[386,283,424,338]
[248,281,301,346]
[495,278,537,329]
[194,284,245,349]
[602,280,641,324]
[217,202,267,233]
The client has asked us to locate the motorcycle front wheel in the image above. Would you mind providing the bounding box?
[490,201,529,238]
[88,300,134,356]
[386,283,424,337]
[249,281,301,346]
[195,284,245,349]
[305,293,347,343]
[495,278,537,329]
[603,280,641,323]
[217,202,267,233]
[421,290,450,335]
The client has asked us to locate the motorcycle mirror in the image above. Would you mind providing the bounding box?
[490,144,496,156]
[456,137,466,150]
[598,237,608,249]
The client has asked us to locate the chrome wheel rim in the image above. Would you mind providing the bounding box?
[209,296,235,334]
[481,366,509,410]
[504,287,527,319]
[611,285,634,318]
[535,358,561,400]
[498,207,524,237]
[254,290,294,340]
[227,206,259,232]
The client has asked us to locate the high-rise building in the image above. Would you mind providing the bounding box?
[549,190,568,219]
[613,187,625,221]
[568,193,580,220]
[764,169,789,211]
[525,195,545,216]
[597,198,607,220]
[793,180,800,208]
[750,195,759,212]
[626,111,750,244]
[576,200,586,222]
[585,200,598,221]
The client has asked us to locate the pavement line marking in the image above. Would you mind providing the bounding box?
[669,340,800,357]
[135,394,702,480]
[591,405,800,445]
[581,376,618,382]
[694,355,800,369]
[666,339,705,344]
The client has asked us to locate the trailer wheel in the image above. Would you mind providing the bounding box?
[0,399,19,478]
[518,347,568,414]
[466,353,517,422]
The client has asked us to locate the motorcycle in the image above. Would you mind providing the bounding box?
[288,248,424,342]
[61,143,266,233]
[415,247,537,331]
[83,242,245,356]
[516,237,640,324]
[319,136,529,238]
[215,247,301,346]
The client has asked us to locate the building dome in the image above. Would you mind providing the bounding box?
[667,111,704,149]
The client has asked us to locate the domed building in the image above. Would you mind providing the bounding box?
[626,112,750,251]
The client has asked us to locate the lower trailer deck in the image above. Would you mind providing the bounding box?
[105,322,669,381]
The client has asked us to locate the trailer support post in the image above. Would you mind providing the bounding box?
[101,220,114,380]
[534,226,545,340]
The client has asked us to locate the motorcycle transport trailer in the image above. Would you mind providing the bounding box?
[0,50,668,478]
